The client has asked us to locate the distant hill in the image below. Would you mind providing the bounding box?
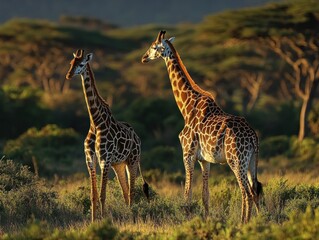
[1,0,276,27]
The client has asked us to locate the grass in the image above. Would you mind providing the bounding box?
[1,158,319,239]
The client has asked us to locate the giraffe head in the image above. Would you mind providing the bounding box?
[66,49,93,79]
[141,30,175,63]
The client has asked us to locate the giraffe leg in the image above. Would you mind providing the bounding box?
[246,191,253,222]
[112,163,129,205]
[84,127,98,222]
[99,160,111,217]
[127,161,138,206]
[199,160,210,219]
[240,175,253,223]
[86,156,98,222]
[183,155,196,205]
[228,161,251,224]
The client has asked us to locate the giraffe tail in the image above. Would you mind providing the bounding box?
[138,163,150,201]
[251,150,263,198]
[256,180,263,196]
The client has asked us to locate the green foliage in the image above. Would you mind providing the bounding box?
[261,137,319,172]
[209,179,241,224]
[235,206,319,240]
[288,136,319,162]
[260,135,290,159]
[263,178,295,222]
[83,219,118,240]
[144,169,184,185]
[173,217,226,240]
[116,97,183,150]
[0,160,60,228]
[2,219,52,240]
[200,0,319,39]
[3,124,83,177]
[308,102,319,138]
[247,101,299,138]
[142,145,182,173]
[2,160,319,239]
[0,86,49,139]
[62,185,91,217]
[2,218,120,240]
[0,18,121,50]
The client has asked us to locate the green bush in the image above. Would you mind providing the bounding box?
[142,145,182,173]
[236,206,319,240]
[173,217,226,240]
[0,160,60,228]
[2,219,52,240]
[2,218,121,240]
[288,136,318,161]
[262,178,296,222]
[308,102,319,138]
[3,124,83,177]
[144,169,184,184]
[260,135,290,159]
[0,86,49,139]
[62,185,91,217]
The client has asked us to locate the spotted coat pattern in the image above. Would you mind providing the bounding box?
[141,31,262,223]
[66,49,141,222]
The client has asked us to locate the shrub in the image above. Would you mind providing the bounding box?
[62,185,91,217]
[142,145,182,173]
[288,136,318,161]
[143,169,184,184]
[2,219,52,240]
[0,160,60,228]
[262,178,295,222]
[173,217,226,240]
[209,179,239,222]
[308,102,319,138]
[3,124,83,177]
[260,135,290,159]
[2,218,121,240]
[0,86,49,139]
[237,206,319,240]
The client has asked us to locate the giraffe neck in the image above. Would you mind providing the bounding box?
[81,63,113,126]
[163,41,222,119]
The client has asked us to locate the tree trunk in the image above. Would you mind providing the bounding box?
[298,78,318,142]
[298,98,308,141]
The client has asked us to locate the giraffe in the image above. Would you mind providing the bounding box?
[141,31,262,223]
[66,49,149,222]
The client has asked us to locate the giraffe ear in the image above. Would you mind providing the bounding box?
[73,53,76,58]
[168,37,175,43]
[85,53,93,62]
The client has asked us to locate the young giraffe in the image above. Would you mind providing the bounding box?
[141,31,262,223]
[66,49,149,222]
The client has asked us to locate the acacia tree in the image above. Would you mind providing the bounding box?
[198,0,319,141]
[261,35,319,141]
[185,20,274,114]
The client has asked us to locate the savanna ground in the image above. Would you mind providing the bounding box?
[1,139,319,240]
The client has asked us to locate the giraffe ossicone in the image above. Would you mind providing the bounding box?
[66,49,149,222]
[141,31,262,223]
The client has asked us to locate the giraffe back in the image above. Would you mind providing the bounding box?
[181,94,258,164]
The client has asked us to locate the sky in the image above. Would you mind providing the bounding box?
[0,0,276,27]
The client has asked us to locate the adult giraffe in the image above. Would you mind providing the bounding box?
[141,31,262,223]
[66,49,149,222]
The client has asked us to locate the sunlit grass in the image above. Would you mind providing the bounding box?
[2,157,319,239]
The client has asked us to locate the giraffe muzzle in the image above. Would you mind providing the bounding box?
[141,55,149,63]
